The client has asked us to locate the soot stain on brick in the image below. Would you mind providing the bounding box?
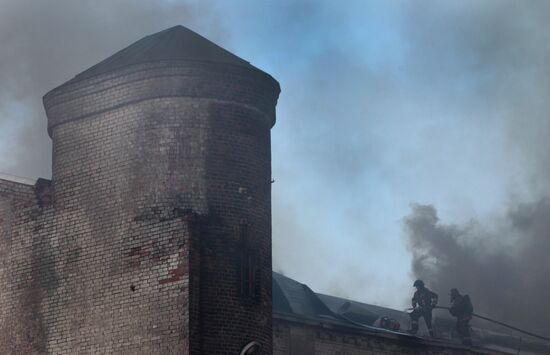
[15,215,60,354]
[34,178,53,209]
[66,246,81,265]
[0,287,47,354]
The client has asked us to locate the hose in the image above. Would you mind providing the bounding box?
[431,306,550,343]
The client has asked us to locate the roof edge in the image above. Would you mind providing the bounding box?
[0,173,37,186]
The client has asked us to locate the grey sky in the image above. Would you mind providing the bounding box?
[1,0,549,331]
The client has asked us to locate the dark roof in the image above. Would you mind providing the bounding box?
[273,272,550,353]
[73,25,255,81]
[317,293,409,324]
[318,293,388,326]
[272,271,413,326]
[272,272,336,320]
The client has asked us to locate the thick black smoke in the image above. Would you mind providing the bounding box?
[404,202,550,335]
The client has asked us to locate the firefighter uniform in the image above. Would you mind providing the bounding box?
[449,288,473,346]
[409,280,438,337]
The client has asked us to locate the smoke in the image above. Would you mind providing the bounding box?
[404,202,550,334]
[4,0,550,325]
[0,0,224,179]
[400,0,550,336]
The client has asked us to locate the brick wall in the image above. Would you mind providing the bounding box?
[0,59,279,354]
[44,61,279,354]
[273,317,503,355]
[0,178,45,354]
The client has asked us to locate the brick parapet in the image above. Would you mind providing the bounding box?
[0,178,36,207]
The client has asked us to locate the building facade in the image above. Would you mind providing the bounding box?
[0,26,516,355]
[1,26,279,354]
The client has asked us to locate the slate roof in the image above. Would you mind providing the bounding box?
[272,272,336,320]
[73,25,256,81]
[272,271,406,328]
[318,293,395,326]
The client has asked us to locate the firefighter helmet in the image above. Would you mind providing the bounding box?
[413,279,424,288]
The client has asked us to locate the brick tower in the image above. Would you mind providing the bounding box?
[40,25,279,353]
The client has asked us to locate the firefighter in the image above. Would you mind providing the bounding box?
[449,288,473,346]
[408,279,438,337]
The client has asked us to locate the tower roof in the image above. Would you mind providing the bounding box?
[73,25,256,81]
